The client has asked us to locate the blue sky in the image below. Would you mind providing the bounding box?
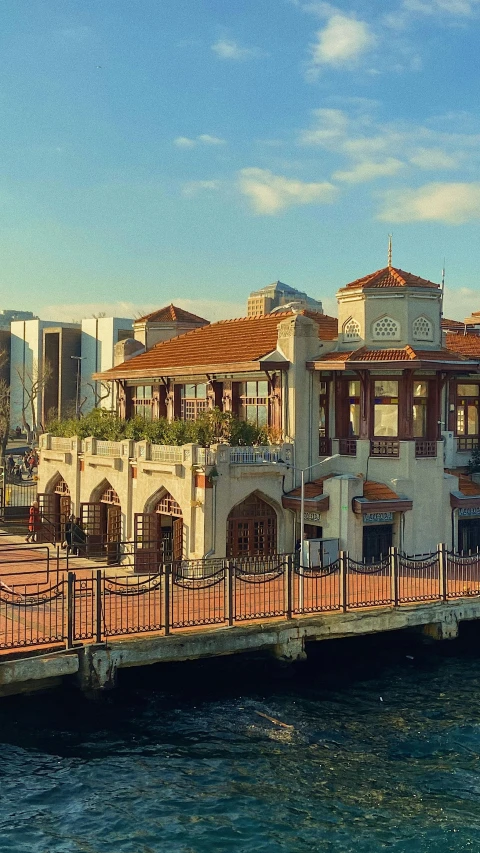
[0,0,479,322]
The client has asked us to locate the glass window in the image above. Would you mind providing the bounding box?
[180,383,208,420]
[132,386,153,420]
[239,380,269,428]
[456,383,480,437]
[374,379,398,437]
[413,381,429,438]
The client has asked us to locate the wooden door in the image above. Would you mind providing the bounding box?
[59,494,71,545]
[80,502,105,558]
[106,505,121,565]
[134,513,161,574]
[172,517,183,562]
[37,493,60,543]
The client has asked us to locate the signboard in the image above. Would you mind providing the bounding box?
[458,506,480,518]
[303,511,322,523]
[363,512,394,524]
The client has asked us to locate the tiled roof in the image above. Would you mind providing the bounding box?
[446,332,480,358]
[340,266,440,292]
[101,310,338,377]
[285,474,334,499]
[445,470,480,497]
[363,481,399,501]
[318,346,468,364]
[442,317,465,331]
[135,304,210,325]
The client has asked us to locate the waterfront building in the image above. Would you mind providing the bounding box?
[37,265,480,565]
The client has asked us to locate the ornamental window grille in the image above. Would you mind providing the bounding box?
[412,316,433,341]
[155,492,182,517]
[372,316,400,340]
[100,486,121,505]
[54,478,70,495]
[343,318,361,341]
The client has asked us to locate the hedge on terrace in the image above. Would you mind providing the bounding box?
[46,408,276,447]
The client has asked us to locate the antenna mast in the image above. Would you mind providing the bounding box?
[441,259,445,320]
[388,234,392,268]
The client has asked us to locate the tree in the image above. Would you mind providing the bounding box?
[0,378,10,465]
[16,359,52,442]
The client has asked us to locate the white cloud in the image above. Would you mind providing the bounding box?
[197,134,226,145]
[298,108,349,145]
[333,158,404,183]
[378,182,480,223]
[211,39,258,60]
[309,14,376,69]
[403,0,479,14]
[174,136,196,148]
[238,167,338,214]
[174,134,226,148]
[409,147,461,169]
[182,180,221,197]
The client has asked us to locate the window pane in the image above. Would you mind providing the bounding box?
[257,405,268,427]
[349,403,360,436]
[348,381,360,397]
[196,384,207,399]
[457,408,465,435]
[319,381,327,394]
[413,403,427,437]
[375,380,398,397]
[374,404,398,436]
[413,382,428,398]
[467,404,479,435]
[246,381,257,397]
[319,403,326,437]
[458,384,479,397]
[184,384,196,398]
[246,405,256,422]
[257,381,268,397]
[143,386,152,399]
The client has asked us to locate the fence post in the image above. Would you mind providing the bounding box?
[163,563,171,636]
[339,550,348,613]
[438,542,447,602]
[285,555,293,620]
[390,546,399,606]
[67,571,75,649]
[226,560,234,626]
[96,569,103,643]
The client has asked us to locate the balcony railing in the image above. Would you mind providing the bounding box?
[229,446,283,464]
[457,437,479,452]
[415,440,437,458]
[370,439,400,458]
[319,437,332,457]
[150,444,184,464]
[338,439,357,456]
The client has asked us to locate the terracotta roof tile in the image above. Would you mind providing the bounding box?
[445,470,480,497]
[135,304,210,324]
[363,481,399,501]
[318,346,467,364]
[340,266,440,292]
[442,317,465,331]
[285,474,335,499]
[102,310,338,377]
[446,332,480,359]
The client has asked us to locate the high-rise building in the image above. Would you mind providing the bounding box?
[247,281,323,317]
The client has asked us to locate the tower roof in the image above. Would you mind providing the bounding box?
[339,266,441,292]
[135,303,209,325]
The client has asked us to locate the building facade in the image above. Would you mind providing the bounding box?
[37,267,480,565]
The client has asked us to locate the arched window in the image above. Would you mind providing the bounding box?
[372,316,400,340]
[100,486,121,505]
[412,316,433,342]
[54,477,70,495]
[227,494,277,557]
[155,492,182,517]
[343,318,361,342]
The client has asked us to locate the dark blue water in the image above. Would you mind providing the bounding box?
[2,632,480,852]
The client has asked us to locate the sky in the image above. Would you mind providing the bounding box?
[0,0,479,324]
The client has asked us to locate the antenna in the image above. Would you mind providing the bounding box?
[388,234,392,268]
[441,258,445,321]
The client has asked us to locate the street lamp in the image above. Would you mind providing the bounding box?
[71,356,85,419]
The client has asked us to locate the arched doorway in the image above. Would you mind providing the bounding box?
[80,482,121,563]
[134,491,183,572]
[38,476,71,543]
[227,494,277,558]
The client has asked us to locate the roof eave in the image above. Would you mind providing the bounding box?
[94,359,290,382]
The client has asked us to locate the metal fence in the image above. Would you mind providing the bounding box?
[2,545,480,653]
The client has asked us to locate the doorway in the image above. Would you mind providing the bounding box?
[363,524,393,563]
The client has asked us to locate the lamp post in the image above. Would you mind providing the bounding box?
[71,356,85,420]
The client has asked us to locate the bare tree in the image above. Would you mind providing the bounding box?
[0,378,10,465]
[77,379,112,417]
[16,359,52,442]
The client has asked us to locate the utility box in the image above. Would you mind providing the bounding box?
[302,538,339,568]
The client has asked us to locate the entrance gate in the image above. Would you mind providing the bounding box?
[80,484,122,563]
[227,494,277,558]
[134,492,183,572]
[0,467,37,525]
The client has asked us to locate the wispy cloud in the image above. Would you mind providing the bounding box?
[182,180,221,197]
[443,286,480,320]
[238,167,338,214]
[43,299,244,324]
[378,182,480,223]
[211,38,261,60]
[403,0,480,15]
[333,158,404,183]
[308,14,376,72]
[174,134,226,148]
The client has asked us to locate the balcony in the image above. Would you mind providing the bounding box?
[338,439,357,456]
[414,440,437,458]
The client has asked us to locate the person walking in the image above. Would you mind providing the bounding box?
[26,499,40,543]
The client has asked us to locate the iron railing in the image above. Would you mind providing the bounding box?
[2,545,480,653]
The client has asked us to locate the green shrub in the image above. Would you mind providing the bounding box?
[46,408,276,447]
